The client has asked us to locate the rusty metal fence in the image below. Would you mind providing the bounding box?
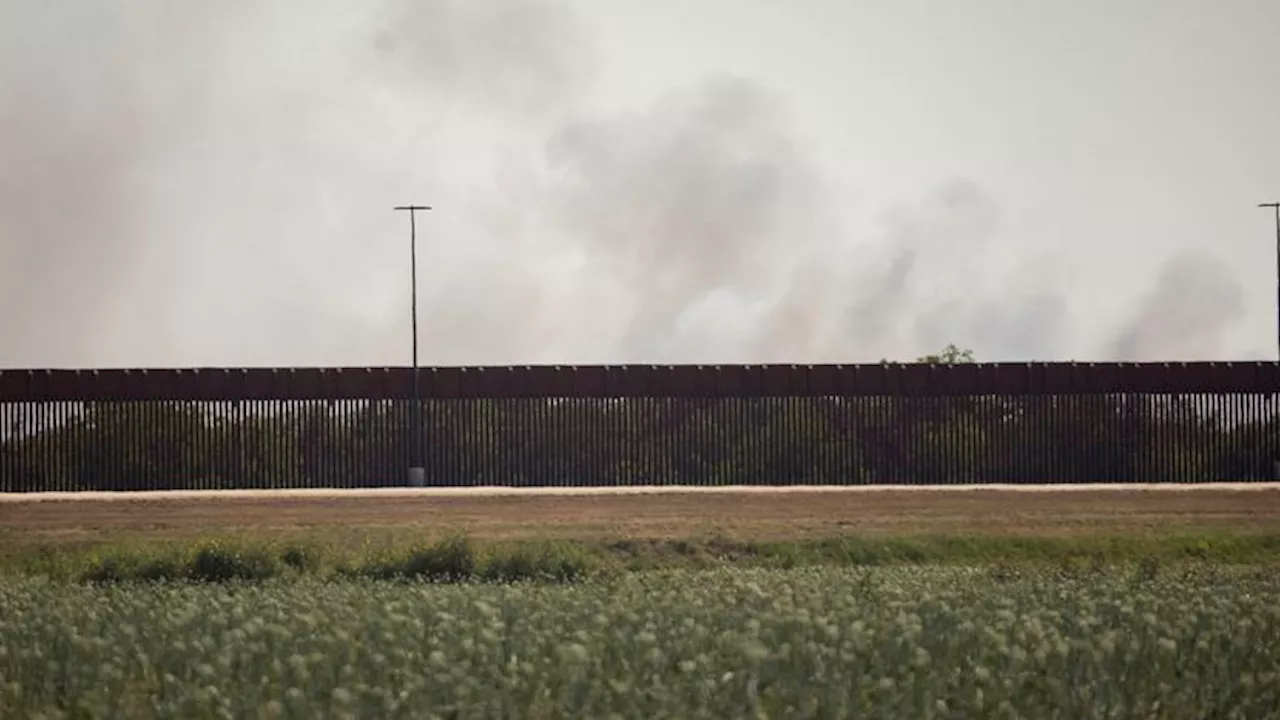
[1,363,1278,491]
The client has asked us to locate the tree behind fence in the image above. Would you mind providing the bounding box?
[1,363,1277,491]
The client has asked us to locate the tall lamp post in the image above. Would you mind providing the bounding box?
[394,204,431,487]
[1263,203,1280,361]
[1262,203,1280,480]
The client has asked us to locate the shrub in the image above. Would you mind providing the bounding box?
[188,545,280,582]
[279,544,321,572]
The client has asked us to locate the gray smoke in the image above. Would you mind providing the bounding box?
[745,179,1072,363]
[1109,249,1246,361]
[0,3,237,366]
[0,0,588,368]
[0,0,1246,368]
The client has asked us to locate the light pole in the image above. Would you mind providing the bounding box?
[1261,203,1280,480]
[1263,202,1280,361]
[394,204,431,487]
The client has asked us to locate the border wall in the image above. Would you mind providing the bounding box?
[1,363,1277,491]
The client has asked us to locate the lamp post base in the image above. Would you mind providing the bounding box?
[408,467,426,488]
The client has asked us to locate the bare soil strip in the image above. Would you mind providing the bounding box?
[2,482,1278,503]
[2,485,1278,543]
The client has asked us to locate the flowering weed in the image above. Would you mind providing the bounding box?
[1,565,1276,717]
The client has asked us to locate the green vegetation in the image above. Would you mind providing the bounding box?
[910,343,976,365]
[3,536,606,586]
[2,565,1277,717]
[2,532,1277,585]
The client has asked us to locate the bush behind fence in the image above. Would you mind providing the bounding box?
[1,363,1278,491]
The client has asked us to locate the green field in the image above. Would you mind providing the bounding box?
[3,487,1278,718]
[2,563,1277,718]
[4,531,1280,585]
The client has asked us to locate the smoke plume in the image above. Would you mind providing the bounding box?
[0,0,1248,368]
[1109,250,1247,361]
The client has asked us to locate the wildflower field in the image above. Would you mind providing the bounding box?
[2,487,1278,717]
[1,564,1277,719]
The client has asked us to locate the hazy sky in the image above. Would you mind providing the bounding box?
[2,0,1278,369]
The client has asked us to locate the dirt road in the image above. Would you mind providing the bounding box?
[2,484,1277,544]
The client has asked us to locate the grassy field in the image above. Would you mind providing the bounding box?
[2,486,1278,717]
[3,530,1280,585]
[2,565,1277,718]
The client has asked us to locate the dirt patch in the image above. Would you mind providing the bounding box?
[2,486,1278,545]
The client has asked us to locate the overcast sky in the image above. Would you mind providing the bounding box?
[2,0,1278,369]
